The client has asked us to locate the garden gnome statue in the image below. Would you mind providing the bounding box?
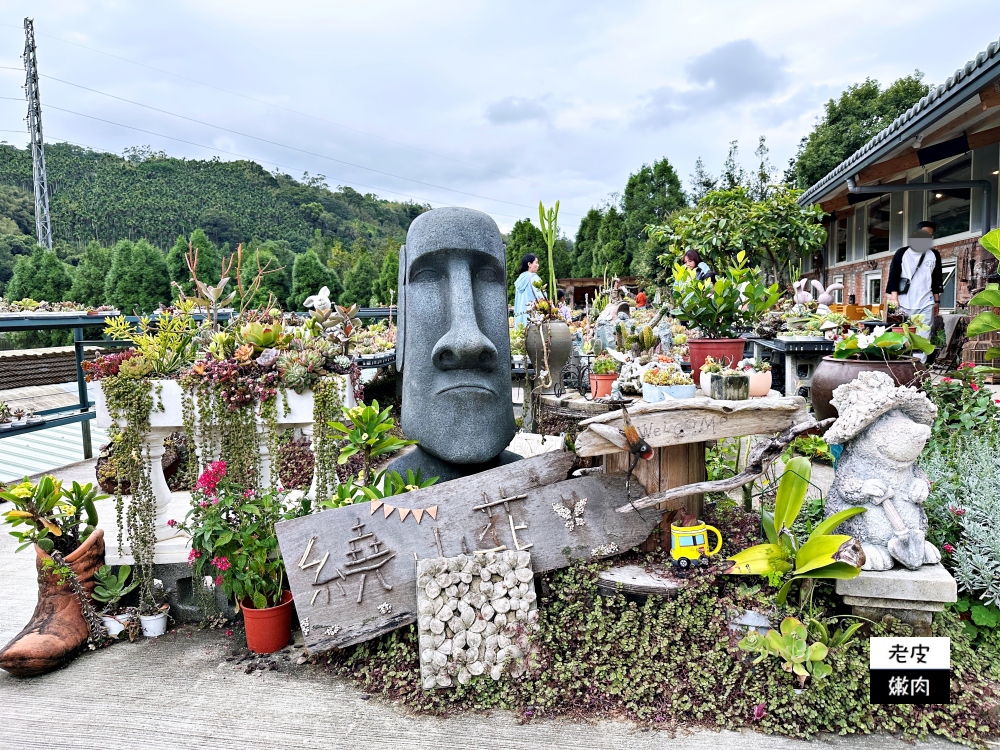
[823,371,940,571]
[389,207,519,483]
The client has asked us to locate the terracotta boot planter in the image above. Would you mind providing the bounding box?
[0,529,105,677]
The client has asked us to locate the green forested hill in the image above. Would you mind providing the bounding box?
[0,143,427,251]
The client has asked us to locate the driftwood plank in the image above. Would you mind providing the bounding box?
[575,396,810,456]
[275,452,659,654]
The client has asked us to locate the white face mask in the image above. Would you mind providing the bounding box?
[909,237,933,254]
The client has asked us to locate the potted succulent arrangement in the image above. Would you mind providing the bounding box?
[672,250,779,375]
[590,353,620,398]
[737,358,773,398]
[92,565,139,638]
[642,365,696,401]
[172,461,307,654]
[710,367,750,401]
[525,201,573,395]
[0,478,108,676]
[810,323,933,421]
[699,355,722,394]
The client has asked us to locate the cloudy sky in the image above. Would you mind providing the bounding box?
[0,1,997,234]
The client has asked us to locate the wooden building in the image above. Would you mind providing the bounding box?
[799,38,1000,310]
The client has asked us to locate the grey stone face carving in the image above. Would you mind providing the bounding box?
[824,371,940,571]
[391,208,518,482]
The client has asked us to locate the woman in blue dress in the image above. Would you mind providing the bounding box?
[512,253,544,326]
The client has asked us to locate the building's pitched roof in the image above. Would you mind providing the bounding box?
[799,37,1000,206]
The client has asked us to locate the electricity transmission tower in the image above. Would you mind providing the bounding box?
[23,17,53,250]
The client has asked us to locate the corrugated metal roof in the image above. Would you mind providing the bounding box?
[0,422,107,483]
[800,37,1000,206]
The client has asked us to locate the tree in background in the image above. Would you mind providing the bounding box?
[650,185,826,287]
[372,244,399,305]
[789,72,929,189]
[341,253,377,306]
[0,233,35,296]
[688,157,717,204]
[593,206,627,278]
[504,218,548,302]
[288,249,341,310]
[167,229,221,297]
[6,246,73,302]
[0,184,34,236]
[68,241,113,306]
[104,239,171,313]
[623,158,686,275]
[571,208,602,278]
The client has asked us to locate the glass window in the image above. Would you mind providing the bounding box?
[866,272,882,305]
[694,534,705,545]
[835,217,848,263]
[940,263,957,310]
[867,195,891,255]
[929,156,972,237]
[678,536,694,547]
[832,275,844,304]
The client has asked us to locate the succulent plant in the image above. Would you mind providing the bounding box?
[738,616,832,687]
[118,354,154,379]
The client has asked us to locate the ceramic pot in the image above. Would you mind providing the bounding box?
[139,607,169,638]
[642,382,663,402]
[525,320,573,395]
[810,356,923,422]
[591,373,618,399]
[747,370,772,398]
[101,612,133,637]
[241,590,294,654]
[662,384,696,400]
[687,338,746,379]
[710,373,749,401]
[699,372,716,394]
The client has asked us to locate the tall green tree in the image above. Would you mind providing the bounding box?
[104,239,171,313]
[572,208,603,277]
[341,253,377,306]
[623,158,686,274]
[790,72,929,189]
[593,206,627,278]
[0,184,34,236]
[688,157,717,204]
[68,241,113,306]
[166,229,221,297]
[6,246,73,302]
[0,233,35,295]
[650,185,827,287]
[504,219,548,302]
[372,245,399,305]
[288,249,341,310]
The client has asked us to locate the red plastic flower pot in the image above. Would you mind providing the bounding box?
[241,590,294,654]
[687,338,746,378]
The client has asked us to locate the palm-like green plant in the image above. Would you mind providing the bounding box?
[723,456,865,604]
[967,229,1000,364]
[92,565,139,613]
[537,200,560,305]
[329,400,416,486]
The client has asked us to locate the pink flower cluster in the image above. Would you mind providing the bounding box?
[196,461,227,494]
[212,555,231,571]
[943,543,955,554]
[187,549,201,564]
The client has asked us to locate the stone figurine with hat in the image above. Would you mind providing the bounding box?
[823,371,940,572]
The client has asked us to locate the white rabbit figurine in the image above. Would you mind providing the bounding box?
[792,279,812,306]
[811,280,844,315]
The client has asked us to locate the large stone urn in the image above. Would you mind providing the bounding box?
[810,356,923,421]
[525,319,572,394]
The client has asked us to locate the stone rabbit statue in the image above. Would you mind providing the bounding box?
[792,279,812,306]
[811,280,844,315]
[823,371,940,571]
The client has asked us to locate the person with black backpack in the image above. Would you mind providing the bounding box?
[885,222,942,343]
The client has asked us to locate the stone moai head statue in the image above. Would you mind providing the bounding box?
[395,207,517,470]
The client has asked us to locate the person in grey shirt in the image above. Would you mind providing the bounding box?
[886,222,943,344]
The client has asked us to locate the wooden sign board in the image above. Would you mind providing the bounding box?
[275,452,660,654]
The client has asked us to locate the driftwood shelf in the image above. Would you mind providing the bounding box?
[574,395,811,549]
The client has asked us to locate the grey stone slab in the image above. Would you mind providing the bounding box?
[835,563,957,603]
[842,595,945,612]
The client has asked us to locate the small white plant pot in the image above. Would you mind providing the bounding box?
[140,608,169,638]
[101,612,133,637]
[699,372,716,394]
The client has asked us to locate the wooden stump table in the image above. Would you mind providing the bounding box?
[574,394,811,551]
